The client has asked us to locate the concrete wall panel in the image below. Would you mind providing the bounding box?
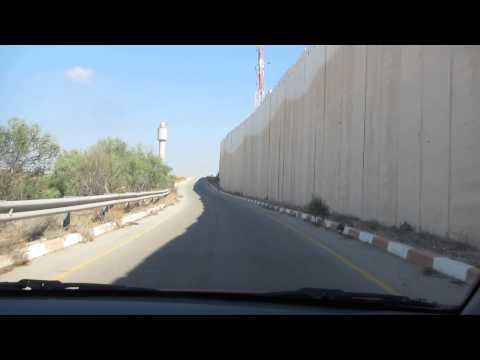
[363,45,383,221]
[268,82,281,201]
[397,46,422,229]
[420,45,451,235]
[276,76,287,203]
[323,45,342,211]
[219,45,480,244]
[450,46,480,244]
[283,69,294,205]
[292,54,307,206]
[311,46,327,201]
[305,46,324,205]
[339,45,366,217]
[378,45,402,226]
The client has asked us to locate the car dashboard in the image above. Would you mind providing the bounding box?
[0,295,453,315]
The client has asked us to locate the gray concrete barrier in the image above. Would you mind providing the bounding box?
[219,45,480,246]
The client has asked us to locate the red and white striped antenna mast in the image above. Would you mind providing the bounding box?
[254,45,265,108]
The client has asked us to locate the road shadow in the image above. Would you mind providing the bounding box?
[111,179,469,305]
[111,179,384,294]
[112,179,234,291]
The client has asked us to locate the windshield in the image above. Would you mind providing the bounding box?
[1,45,479,311]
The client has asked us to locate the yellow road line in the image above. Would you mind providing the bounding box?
[50,221,163,282]
[52,189,398,296]
[261,210,400,295]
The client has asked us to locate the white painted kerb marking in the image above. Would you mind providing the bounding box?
[433,257,472,281]
[358,231,374,244]
[387,241,411,259]
[324,220,334,228]
[92,222,116,237]
[27,243,47,260]
[122,211,147,225]
[64,233,82,247]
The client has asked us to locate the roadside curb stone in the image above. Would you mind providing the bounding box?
[217,186,480,286]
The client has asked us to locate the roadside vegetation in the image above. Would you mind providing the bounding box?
[304,198,480,268]
[52,138,174,196]
[0,118,177,254]
[0,118,175,200]
[0,118,61,200]
[0,190,180,256]
[206,173,220,187]
[306,197,330,217]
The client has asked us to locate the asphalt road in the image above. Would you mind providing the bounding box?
[0,178,472,306]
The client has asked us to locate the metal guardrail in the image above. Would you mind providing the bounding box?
[0,190,170,213]
[0,189,171,224]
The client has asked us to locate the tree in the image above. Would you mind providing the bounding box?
[0,118,60,175]
[0,118,60,200]
[0,120,174,200]
[50,150,88,196]
[51,138,174,196]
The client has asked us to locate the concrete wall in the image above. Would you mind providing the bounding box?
[219,45,480,245]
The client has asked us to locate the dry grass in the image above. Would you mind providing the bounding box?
[0,229,23,256]
[0,221,27,262]
[163,189,179,206]
[0,190,180,256]
[25,216,64,240]
[321,208,480,267]
[68,210,97,242]
[0,215,65,255]
[331,215,480,268]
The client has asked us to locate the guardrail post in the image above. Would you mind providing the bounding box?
[63,212,71,229]
[100,205,111,218]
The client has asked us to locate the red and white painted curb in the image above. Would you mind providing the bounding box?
[341,226,480,285]
[0,201,173,272]
[214,185,480,286]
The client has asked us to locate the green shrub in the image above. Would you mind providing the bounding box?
[1,118,174,199]
[364,220,381,231]
[307,197,330,217]
[0,118,60,200]
[52,138,174,196]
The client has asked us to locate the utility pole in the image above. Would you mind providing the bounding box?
[254,45,265,109]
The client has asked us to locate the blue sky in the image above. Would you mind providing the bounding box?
[0,45,306,176]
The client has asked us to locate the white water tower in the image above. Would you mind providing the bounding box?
[157,121,168,161]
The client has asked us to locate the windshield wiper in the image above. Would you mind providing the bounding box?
[0,279,157,293]
[0,281,441,310]
[260,288,439,309]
